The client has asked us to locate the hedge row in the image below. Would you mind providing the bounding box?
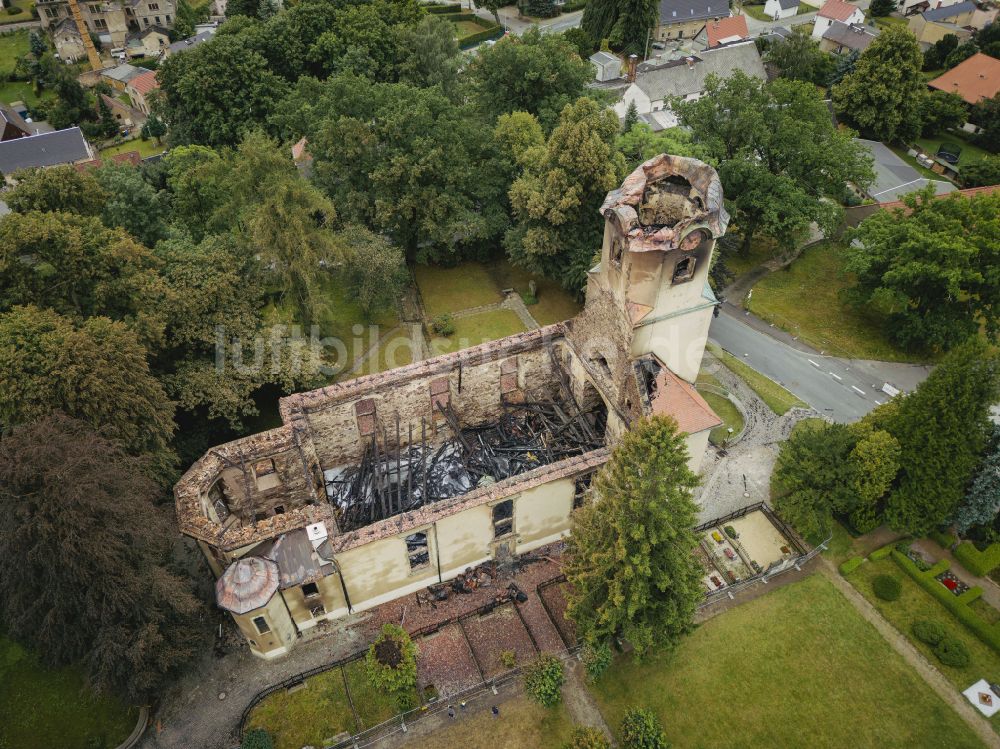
[954,541,1000,577]
[459,24,504,49]
[426,3,462,12]
[839,556,863,575]
[561,0,587,11]
[891,549,1000,654]
[869,544,894,562]
[929,530,957,549]
[442,12,481,22]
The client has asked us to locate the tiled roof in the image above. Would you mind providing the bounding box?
[921,1,975,21]
[821,21,877,51]
[706,15,749,47]
[0,127,91,173]
[658,0,724,24]
[215,556,279,614]
[928,53,1000,105]
[818,0,862,21]
[127,69,160,96]
[649,367,722,435]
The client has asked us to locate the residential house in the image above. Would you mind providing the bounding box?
[0,103,31,142]
[900,0,967,17]
[176,153,728,659]
[612,41,767,128]
[124,0,176,31]
[128,24,170,57]
[655,0,726,42]
[820,21,878,54]
[812,0,865,39]
[706,15,749,47]
[908,2,977,45]
[125,68,159,115]
[51,18,87,62]
[100,92,146,129]
[928,52,1000,104]
[36,0,130,49]
[764,0,800,19]
[165,26,217,56]
[856,138,956,202]
[101,62,145,91]
[0,127,94,181]
[590,51,622,82]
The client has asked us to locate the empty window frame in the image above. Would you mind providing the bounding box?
[610,236,625,267]
[573,474,593,510]
[301,582,320,599]
[672,256,696,284]
[493,500,514,539]
[406,531,430,570]
[252,616,270,635]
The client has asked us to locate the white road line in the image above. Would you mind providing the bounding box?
[808,359,820,368]
[875,399,884,405]
[851,385,866,396]
[829,372,842,381]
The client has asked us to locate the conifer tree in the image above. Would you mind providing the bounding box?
[564,416,703,655]
[954,427,1000,534]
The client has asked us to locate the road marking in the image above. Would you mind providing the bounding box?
[829,372,842,381]
[808,359,820,368]
[851,386,866,396]
[875,399,884,405]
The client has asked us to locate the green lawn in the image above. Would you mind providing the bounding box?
[486,259,582,326]
[99,138,168,159]
[847,557,1000,734]
[247,668,357,749]
[451,18,490,38]
[724,235,783,279]
[0,29,29,76]
[873,15,907,29]
[342,658,413,729]
[707,342,807,415]
[888,143,948,182]
[700,390,744,446]
[0,636,136,749]
[916,134,991,170]
[0,0,34,26]
[739,4,770,21]
[823,518,857,565]
[429,309,527,355]
[748,242,921,362]
[357,325,420,376]
[591,574,985,748]
[414,262,503,317]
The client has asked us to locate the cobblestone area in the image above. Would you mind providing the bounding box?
[415,624,482,699]
[461,605,537,679]
[694,350,819,522]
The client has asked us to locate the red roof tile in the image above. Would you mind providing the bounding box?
[707,16,749,47]
[928,53,1000,105]
[818,0,862,21]
[127,69,160,97]
[649,368,723,435]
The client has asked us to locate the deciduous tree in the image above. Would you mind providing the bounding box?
[920,90,968,136]
[336,226,409,320]
[832,26,925,143]
[844,188,1000,352]
[564,416,703,655]
[3,164,106,215]
[962,154,1000,186]
[765,30,835,86]
[582,0,658,57]
[95,162,171,246]
[0,414,205,698]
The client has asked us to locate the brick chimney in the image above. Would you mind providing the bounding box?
[626,54,638,82]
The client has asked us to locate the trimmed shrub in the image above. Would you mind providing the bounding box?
[958,586,984,605]
[872,574,902,601]
[839,556,864,575]
[892,550,1000,654]
[431,313,455,336]
[955,541,1000,577]
[500,649,517,668]
[561,0,588,10]
[562,726,610,749]
[426,2,462,11]
[241,728,275,749]
[458,24,504,49]
[724,525,738,539]
[620,707,668,749]
[523,654,564,707]
[930,530,957,549]
[912,620,947,646]
[934,636,971,668]
[6,5,23,13]
[581,639,613,681]
[869,544,893,561]
[365,624,418,707]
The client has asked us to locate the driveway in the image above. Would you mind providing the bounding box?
[709,306,930,423]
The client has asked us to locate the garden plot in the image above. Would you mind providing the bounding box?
[461,603,537,679]
[701,530,752,583]
[728,511,796,572]
[696,545,727,593]
[538,581,576,648]
[416,624,482,699]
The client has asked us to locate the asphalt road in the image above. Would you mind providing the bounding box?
[709,308,930,423]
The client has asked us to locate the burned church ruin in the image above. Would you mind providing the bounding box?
[175,154,729,658]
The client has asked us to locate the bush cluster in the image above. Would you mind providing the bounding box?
[241,728,275,749]
[934,636,971,668]
[459,24,504,49]
[872,574,902,601]
[364,624,418,709]
[955,541,1000,577]
[839,556,863,575]
[912,620,946,646]
[431,313,455,336]
[523,653,564,707]
[620,707,668,749]
[562,726,610,749]
[581,639,613,681]
[868,544,893,562]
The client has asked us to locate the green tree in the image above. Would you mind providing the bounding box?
[337,226,409,320]
[507,98,625,291]
[97,95,117,138]
[972,94,1000,153]
[920,89,968,136]
[563,726,610,749]
[954,428,1000,533]
[3,165,106,215]
[564,416,703,655]
[962,155,1000,186]
[623,99,639,132]
[582,0,658,57]
[676,72,874,253]
[225,0,261,18]
[885,339,1000,534]
[944,40,978,70]
[765,30,836,86]
[844,187,1000,351]
[616,122,706,170]
[563,27,597,59]
[48,70,91,129]
[847,426,901,533]
[472,0,503,24]
[397,15,462,96]
[365,624,418,708]
[468,28,593,130]
[0,306,175,471]
[832,26,926,143]
[0,414,206,698]
[523,653,565,707]
[141,113,168,144]
[620,707,668,749]
[156,34,288,147]
[772,422,858,540]
[924,33,959,71]
[307,6,400,80]
[94,162,170,246]
[869,0,895,16]
[162,145,227,239]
